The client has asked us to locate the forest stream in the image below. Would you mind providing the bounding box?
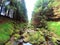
[0,0,60,45]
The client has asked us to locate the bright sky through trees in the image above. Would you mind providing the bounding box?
[25,0,36,23]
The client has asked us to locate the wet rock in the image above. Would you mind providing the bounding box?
[40,41,44,44]
[23,42,32,45]
[33,43,37,45]
[17,36,24,45]
[56,40,60,45]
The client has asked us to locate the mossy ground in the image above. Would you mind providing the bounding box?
[0,21,14,43]
[0,17,60,45]
[47,21,60,37]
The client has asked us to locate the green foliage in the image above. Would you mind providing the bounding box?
[29,31,45,44]
[5,41,12,45]
[19,23,27,28]
[23,30,45,44]
[34,0,47,11]
[47,21,60,37]
[5,0,27,22]
[13,0,27,22]
[0,22,14,43]
[13,34,20,40]
[32,0,60,45]
[52,1,60,7]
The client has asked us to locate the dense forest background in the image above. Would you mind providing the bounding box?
[0,0,28,45]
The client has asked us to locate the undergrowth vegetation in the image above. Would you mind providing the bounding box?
[0,22,14,44]
[47,21,60,37]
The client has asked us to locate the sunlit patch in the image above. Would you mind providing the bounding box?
[25,0,36,23]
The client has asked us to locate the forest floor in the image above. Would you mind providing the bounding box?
[0,17,60,45]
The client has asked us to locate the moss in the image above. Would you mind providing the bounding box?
[47,21,60,37]
[0,22,14,43]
